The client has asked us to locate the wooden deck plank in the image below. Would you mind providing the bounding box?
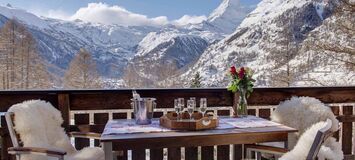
[185,147,198,160]
[342,106,353,155]
[331,106,340,141]
[94,113,109,146]
[74,114,90,150]
[150,148,164,160]
[132,148,146,160]
[116,150,128,160]
[168,147,181,160]
[58,94,70,131]
[201,146,214,160]
[233,144,243,160]
[259,109,271,120]
[217,145,229,160]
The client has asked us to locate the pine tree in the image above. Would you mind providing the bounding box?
[64,48,102,89]
[0,19,50,89]
[190,72,202,88]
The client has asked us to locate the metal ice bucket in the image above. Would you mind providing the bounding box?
[131,98,156,125]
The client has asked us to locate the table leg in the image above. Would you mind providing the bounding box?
[102,142,113,160]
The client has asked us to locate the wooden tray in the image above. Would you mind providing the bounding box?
[160,112,218,130]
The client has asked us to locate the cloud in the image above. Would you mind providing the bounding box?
[173,15,207,26]
[70,3,169,26]
[30,3,208,27]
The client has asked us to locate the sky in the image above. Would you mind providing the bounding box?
[0,0,261,26]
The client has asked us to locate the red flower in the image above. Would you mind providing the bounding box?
[230,66,237,75]
[238,67,245,79]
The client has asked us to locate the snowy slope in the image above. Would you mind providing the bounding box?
[0,0,256,87]
[35,21,157,77]
[0,5,160,78]
[121,0,251,87]
[207,0,252,33]
[290,6,355,86]
[124,30,209,87]
[173,0,347,87]
[0,5,49,29]
[135,30,208,65]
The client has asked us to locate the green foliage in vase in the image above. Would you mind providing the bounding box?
[227,66,255,97]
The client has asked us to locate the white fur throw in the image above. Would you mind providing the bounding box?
[280,120,343,160]
[8,100,104,160]
[270,96,339,148]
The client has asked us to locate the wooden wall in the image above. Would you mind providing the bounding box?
[0,87,354,160]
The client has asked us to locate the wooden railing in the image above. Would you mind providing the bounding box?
[0,87,354,160]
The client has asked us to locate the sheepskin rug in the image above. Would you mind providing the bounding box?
[7,100,104,160]
[280,120,343,160]
[269,96,343,160]
[270,96,339,148]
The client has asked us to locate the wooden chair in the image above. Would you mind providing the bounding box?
[5,112,101,160]
[245,119,335,160]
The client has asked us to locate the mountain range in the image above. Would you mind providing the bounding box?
[0,0,353,88]
[0,0,251,88]
[166,0,354,87]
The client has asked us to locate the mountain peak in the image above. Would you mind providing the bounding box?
[0,5,49,29]
[208,0,241,20]
[207,0,251,34]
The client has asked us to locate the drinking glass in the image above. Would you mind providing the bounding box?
[190,97,196,109]
[174,99,181,120]
[187,100,194,120]
[178,98,185,108]
[178,98,185,119]
[200,98,207,116]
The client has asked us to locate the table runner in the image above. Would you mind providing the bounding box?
[102,116,282,135]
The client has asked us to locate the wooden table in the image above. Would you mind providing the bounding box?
[100,118,297,160]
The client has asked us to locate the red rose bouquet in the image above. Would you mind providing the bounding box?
[227,66,255,96]
[227,66,255,117]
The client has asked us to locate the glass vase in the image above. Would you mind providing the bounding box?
[234,85,248,117]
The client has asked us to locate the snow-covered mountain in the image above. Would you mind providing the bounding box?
[0,5,160,78]
[207,0,252,33]
[173,0,354,87]
[291,2,355,86]
[2,0,349,88]
[0,0,249,87]
[124,30,209,87]
[0,4,49,29]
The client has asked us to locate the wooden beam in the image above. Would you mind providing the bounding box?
[167,147,181,160]
[201,146,214,160]
[74,114,90,150]
[0,93,58,112]
[150,148,163,160]
[331,106,340,141]
[185,147,198,160]
[0,87,353,111]
[0,116,10,160]
[132,148,145,160]
[58,94,70,131]
[68,88,233,110]
[342,106,353,155]
[248,87,355,105]
[337,115,355,123]
[217,145,229,160]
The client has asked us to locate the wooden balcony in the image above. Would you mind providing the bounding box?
[0,87,354,160]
